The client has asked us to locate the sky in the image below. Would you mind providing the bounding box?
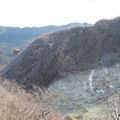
[0,0,120,27]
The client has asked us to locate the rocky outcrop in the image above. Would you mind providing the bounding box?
[1,17,120,88]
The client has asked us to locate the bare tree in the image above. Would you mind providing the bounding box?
[107,93,120,120]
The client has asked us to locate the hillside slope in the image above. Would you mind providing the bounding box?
[0,23,85,67]
[1,17,120,88]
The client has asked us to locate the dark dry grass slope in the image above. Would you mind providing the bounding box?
[0,23,84,67]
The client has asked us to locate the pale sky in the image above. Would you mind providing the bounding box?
[0,0,120,27]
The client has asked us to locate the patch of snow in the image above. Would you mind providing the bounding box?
[96,89,104,95]
[88,70,94,92]
[84,82,87,90]
[108,85,114,89]
[104,68,108,75]
[48,43,53,47]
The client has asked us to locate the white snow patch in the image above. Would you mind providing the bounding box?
[88,70,94,92]
[108,85,114,89]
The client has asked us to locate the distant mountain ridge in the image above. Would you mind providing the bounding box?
[0,22,90,44]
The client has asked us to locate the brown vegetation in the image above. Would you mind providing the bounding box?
[0,79,61,120]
